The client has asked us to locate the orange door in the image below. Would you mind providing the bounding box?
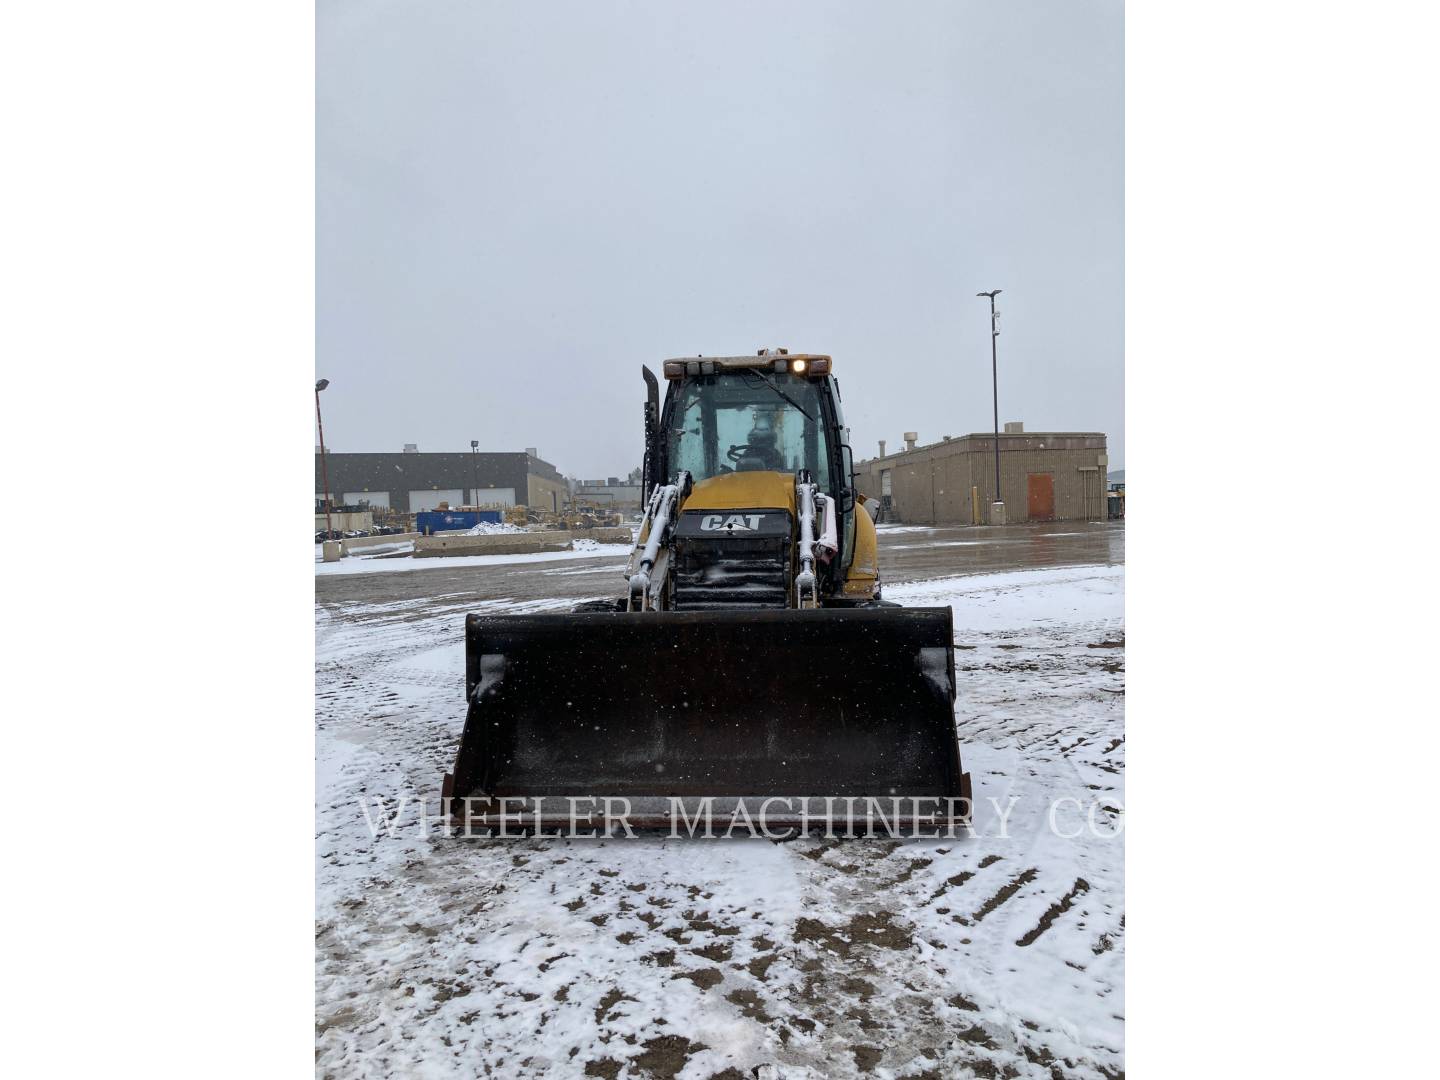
[1027,473,1055,520]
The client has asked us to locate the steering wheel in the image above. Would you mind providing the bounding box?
[726,443,748,463]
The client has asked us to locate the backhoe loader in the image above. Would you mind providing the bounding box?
[442,350,970,834]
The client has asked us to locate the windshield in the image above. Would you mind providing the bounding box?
[667,373,831,489]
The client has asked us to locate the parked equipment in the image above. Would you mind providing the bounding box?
[443,350,970,831]
[1107,482,1125,520]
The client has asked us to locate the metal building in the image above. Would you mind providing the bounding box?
[315,448,569,514]
[574,468,644,511]
[858,424,1108,525]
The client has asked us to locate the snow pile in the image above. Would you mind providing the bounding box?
[465,521,525,535]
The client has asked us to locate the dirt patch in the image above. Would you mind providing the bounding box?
[1093,914,1125,955]
[847,911,913,950]
[957,1024,999,1050]
[1088,636,1125,648]
[889,857,933,885]
[796,838,840,861]
[644,949,676,967]
[1021,1042,1057,1067]
[688,915,740,936]
[594,987,635,1024]
[949,993,980,1011]
[794,917,843,953]
[747,953,777,980]
[427,979,472,1004]
[852,1044,884,1071]
[978,854,1003,868]
[931,870,973,902]
[725,988,773,1023]
[958,1057,1004,1078]
[795,911,912,957]
[692,942,732,962]
[1017,877,1091,947]
[970,867,1039,924]
[632,1035,705,1079]
[584,1058,623,1079]
[672,967,723,990]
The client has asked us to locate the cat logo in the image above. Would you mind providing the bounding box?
[700,513,764,532]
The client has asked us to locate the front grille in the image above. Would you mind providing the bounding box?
[673,536,791,611]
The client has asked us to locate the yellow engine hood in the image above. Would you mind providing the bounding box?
[681,471,796,515]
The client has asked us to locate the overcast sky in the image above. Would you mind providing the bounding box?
[318,0,1123,476]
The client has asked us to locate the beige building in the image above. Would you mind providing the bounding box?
[857,424,1108,525]
[526,471,569,512]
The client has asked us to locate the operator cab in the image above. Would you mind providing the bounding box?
[642,349,858,576]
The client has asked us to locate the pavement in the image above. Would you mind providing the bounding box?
[314,520,1124,610]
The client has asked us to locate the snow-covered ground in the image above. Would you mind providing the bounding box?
[316,564,1124,1079]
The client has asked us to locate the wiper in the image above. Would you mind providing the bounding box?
[742,370,815,421]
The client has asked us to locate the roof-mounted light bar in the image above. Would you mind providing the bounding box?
[661,353,833,379]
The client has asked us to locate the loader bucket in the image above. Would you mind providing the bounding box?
[442,607,971,834]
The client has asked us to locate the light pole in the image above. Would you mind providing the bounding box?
[315,379,334,538]
[470,440,479,507]
[976,289,1003,522]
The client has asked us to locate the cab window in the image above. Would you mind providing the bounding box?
[667,373,832,489]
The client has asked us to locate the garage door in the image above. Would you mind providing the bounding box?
[343,491,390,509]
[471,487,516,506]
[409,489,464,513]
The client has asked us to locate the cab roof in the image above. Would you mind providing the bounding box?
[662,352,831,367]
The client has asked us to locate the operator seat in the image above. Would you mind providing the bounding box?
[736,428,783,471]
